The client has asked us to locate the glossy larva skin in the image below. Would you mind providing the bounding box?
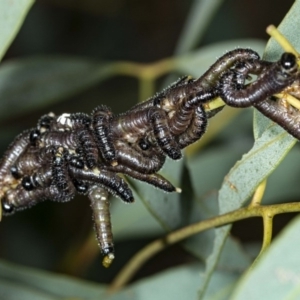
[1,48,299,265]
[218,52,300,140]
[219,52,299,108]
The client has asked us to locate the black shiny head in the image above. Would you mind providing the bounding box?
[69,156,84,169]
[138,138,151,151]
[22,176,34,191]
[29,129,41,145]
[39,115,54,129]
[10,166,20,179]
[1,198,14,214]
[280,52,297,73]
[74,180,89,194]
[102,246,115,256]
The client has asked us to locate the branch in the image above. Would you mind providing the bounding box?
[108,201,300,293]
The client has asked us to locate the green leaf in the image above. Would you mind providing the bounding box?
[197,125,296,297]
[110,264,238,300]
[219,130,295,213]
[261,147,300,205]
[218,237,252,272]
[0,259,106,299]
[111,265,201,300]
[0,0,34,61]
[184,141,252,266]
[128,158,185,231]
[197,0,300,297]
[174,0,225,55]
[231,215,300,299]
[264,0,300,61]
[0,57,114,120]
[187,142,251,205]
[111,194,164,241]
[0,280,57,300]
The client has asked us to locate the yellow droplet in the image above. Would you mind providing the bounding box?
[102,253,114,268]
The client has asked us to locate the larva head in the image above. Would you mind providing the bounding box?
[1,197,15,216]
[280,52,298,76]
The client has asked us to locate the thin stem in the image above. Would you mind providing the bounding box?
[266,25,299,58]
[261,210,273,253]
[275,93,300,110]
[249,179,267,207]
[110,58,176,81]
[108,202,300,293]
[203,97,225,111]
[139,78,155,102]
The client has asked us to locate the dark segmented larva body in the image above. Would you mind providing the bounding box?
[110,106,182,160]
[12,147,42,178]
[148,107,181,160]
[41,131,77,149]
[3,184,61,214]
[0,130,30,182]
[167,89,214,137]
[110,109,151,139]
[219,53,299,107]
[69,166,134,203]
[106,163,176,192]
[153,49,260,121]
[52,152,76,202]
[196,48,260,89]
[126,76,192,113]
[3,47,298,267]
[177,105,208,149]
[115,141,165,174]
[141,49,260,140]
[88,185,114,261]
[254,98,300,139]
[92,105,116,164]
[12,144,58,180]
[30,164,53,188]
[71,113,99,169]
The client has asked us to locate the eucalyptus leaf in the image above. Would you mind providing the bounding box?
[231,215,300,299]
[219,129,295,213]
[175,0,225,55]
[128,158,185,231]
[198,122,296,297]
[110,265,201,300]
[264,0,300,62]
[0,259,106,299]
[261,146,300,205]
[218,237,251,272]
[111,194,164,241]
[183,139,251,262]
[197,0,300,297]
[0,0,34,61]
[110,264,238,300]
[0,280,57,300]
[203,271,237,300]
[187,142,251,205]
[0,57,114,120]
